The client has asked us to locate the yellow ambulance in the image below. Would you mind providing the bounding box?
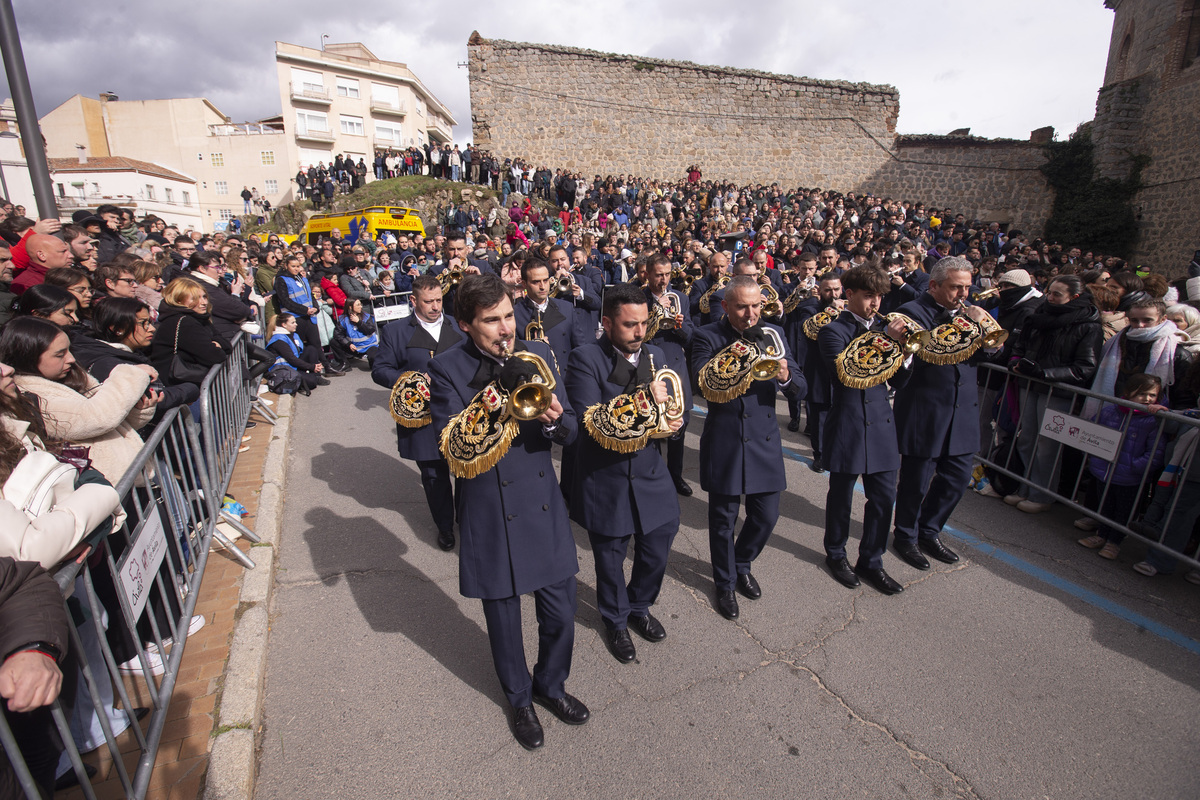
[297,206,426,246]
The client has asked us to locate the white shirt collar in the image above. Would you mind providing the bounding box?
[417,314,443,339]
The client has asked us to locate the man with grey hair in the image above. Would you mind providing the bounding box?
[890,256,993,572]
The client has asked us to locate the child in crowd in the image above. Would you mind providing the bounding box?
[1078,373,1167,560]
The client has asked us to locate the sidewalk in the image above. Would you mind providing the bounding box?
[59,394,287,800]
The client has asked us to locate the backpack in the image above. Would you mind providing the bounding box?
[267,365,303,395]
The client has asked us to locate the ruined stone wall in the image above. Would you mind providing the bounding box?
[467,35,1053,233]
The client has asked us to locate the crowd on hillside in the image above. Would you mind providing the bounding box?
[2,154,1200,789]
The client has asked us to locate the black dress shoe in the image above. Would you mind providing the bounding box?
[826,557,860,589]
[893,541,931,571]
[855,565,904,595]
[437,529,455,551]
[510,705,544,750]
[533,692,590,725]
[919,537,960,564]
[715,590,740,620]
[325,366,346,377]
[673,477,693,497]
[298,387,311,396]
[315,376,331,386]
[736,572,762,600]
[808,459,826,474]
[54,763,98,791]
[605,627,636,663]
[628,612,666,642]
[787,418,800,432]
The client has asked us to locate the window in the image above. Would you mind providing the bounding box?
[261,150,275,166]
[145,184,155,201]
[336,77,360,98]
[210,153,224,167]
[182,190,191,205]
[295,110,328,135]
[265,179,278,194]
[298,146,331,168]
[375,122,402,144]
[415,96,424,116]
[291,67,324,94]
[219,209,233,221]
[340,114,365,136]
[215,181,228,195]
[164,187,173,203]
[371,83,400,108]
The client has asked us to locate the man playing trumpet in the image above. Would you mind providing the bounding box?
[565,284,684,663]
[644,253,696,496]
[692,275,805,621]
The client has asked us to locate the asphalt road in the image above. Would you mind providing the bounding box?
[254,365,1200,800]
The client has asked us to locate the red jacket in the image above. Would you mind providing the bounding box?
[320,275,346,318]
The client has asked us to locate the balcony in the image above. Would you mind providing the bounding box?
[370,100,407,118]
[294,128,335,143]
[289,82,332,105]
[427,118,453,143]
[208,122,285,136]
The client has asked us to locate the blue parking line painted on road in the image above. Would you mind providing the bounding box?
[689,405,1200,655]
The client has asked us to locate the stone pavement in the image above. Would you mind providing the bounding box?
[56,395,285,800]
[255,368,1200,800]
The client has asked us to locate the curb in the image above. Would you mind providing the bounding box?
[204,394,294,800]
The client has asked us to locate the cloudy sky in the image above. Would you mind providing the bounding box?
[5,0,1115,144]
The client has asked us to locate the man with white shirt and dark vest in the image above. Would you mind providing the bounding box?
[643,252,695,495]
[549,244,602,346]
[565,283,682,663]
[371,274,462,550]
[514,256,578,374]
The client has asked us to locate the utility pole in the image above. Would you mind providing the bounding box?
[0,0,56,218]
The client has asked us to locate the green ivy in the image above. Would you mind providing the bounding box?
[1040,125,1147,258]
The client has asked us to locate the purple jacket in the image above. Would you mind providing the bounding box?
[1086,405,1165,486]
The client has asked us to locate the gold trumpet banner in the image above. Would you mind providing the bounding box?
[440,384,518,479]
[698,339,757,403]
[583,388,660,454]
[836,331,907,389]
[389,371,432,428]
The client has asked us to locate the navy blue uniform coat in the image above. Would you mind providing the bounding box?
[565,340,680,538]
[370,313,462,461]
[817,312,911,475]
[892,292,981,458]
[691,320,804,495]
[644,287,695,419]
[428,338,579,600]
[514,295,577,374]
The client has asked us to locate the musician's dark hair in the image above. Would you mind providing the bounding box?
[455,272,513,324]
[841,265,891,295]
[444,231,466,245]
[796,251,817,264]
[602,282,649,318]
[521,256,549,282]
[411,274,440,294]
[647,252,671,273]
[548,244,569,261]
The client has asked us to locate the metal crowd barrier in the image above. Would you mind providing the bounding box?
[197,333,275,568]
[370,290,412,323]
[977,363,1200,571]
[3,406,218,799]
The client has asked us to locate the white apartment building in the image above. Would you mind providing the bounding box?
[48,155,203,231]
[275,41,456,171]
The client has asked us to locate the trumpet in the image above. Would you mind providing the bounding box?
[500,340,556,421]
[438,267,462,296]
[698,275,729,314]
[672,268,695,294]
[658,292,682,330]
[525,317,547,342]
[553,273,576,297]
[958,300,1008,348]
[970,287,1001,305]
[885,312,931,354]
[761,284,783,318]
[751,326,786,381]
[649,366,686,439]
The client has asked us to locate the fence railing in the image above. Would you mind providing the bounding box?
[2,336,269,798]
[977,363,1200,571]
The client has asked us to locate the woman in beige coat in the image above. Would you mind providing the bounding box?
[0,317,161,485]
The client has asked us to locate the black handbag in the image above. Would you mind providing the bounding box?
[169,318,210,385]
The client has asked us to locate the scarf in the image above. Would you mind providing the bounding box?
[1083,320,1180,420]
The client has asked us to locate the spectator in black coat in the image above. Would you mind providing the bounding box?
[149,279,233,387]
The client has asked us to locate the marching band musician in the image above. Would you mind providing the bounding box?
[643,252,696,496]
[555,245,604,345]
[692,275,805,621]
[890,256,990,571]
[430,232,492,317]
[370,274,462,551]
[817,265,912,595]
[690,250,729,325]
[427,273,588,751]
[565,284,683,664]
[514,256,578,370]
[786,273,845,473]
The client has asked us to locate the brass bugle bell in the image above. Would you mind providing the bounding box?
[751,326,786,381]
[957,300,1009,348]
[554,274,575,296]
[672,268,694,294]
[500,340,556,421]
[884,312,931,355]
[438,267,462,296]
[761,284,783,318]
[525,318,547,342]
[970,287,1000,303]
[649,367,685,439]
[658,292,682,330]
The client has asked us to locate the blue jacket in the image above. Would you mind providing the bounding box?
[514,295,577,373]
[562,266,604,345]
[565,339,679,537]
[371,314,462,461]
[644,287,695,420]
[428,337,578,599]
[892,292,982,458]
[817,311,911,475]
[787,297,835,405]
[1087,405,1166,486]
[691,320,804,495]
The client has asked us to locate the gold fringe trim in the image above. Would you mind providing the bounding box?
[440,402,519,479]
[583,406,650,454]
[396,416,432,429]
[698,369,754,403]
